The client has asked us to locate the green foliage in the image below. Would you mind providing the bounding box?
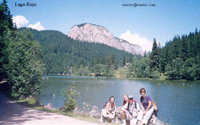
[125,29,200,81]
[161,29,200,80]
[165,58,184,80]
[75,66,91,76]
[165,57,200,80]
[5,29,44,97]
[115,67,129,78]
[105,69,114,77]
[150,70,160,79]
[182,58,199,80]
[129,57,150,78]
[149,38,160,74]
[122,55,126,66]
[0,0,15,79]
[94,64,106,76]
[0,1,43,98]
[63,84,79,112]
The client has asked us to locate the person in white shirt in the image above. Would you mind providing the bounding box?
[121,95,140,125]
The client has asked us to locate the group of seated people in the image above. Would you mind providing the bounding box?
[99,88,157,125]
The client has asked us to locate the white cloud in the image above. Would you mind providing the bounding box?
[27,22,45,31]
[120,30,153,53]
[12,15,29,28]
[12,15,45,31]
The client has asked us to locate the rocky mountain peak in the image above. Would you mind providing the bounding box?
[68,23,143,55]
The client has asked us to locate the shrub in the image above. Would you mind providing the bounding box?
[151,70,160,79]
[63,84,79,112]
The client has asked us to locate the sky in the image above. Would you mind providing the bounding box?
[7,0,200,52]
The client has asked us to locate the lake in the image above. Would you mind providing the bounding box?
[38,76,200,125]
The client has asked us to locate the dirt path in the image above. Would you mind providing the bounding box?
[0,92,100,125]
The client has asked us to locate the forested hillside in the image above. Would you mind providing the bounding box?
[22,28,138,76]
[127,29,200,80]
[161,29,200,80]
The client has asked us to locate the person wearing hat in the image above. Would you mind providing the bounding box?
[121,95,140,125]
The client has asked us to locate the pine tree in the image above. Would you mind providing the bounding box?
[157,42,162,72]
[150,38,159,71]
[106,54,112,69]
[122,55,126,66]
[114,58,118,70]
[0,0,12,79]
[111,54,115,64]
[128,54,133,63]
[89,57,94,67]
[160,48,166,73]
[179,35,188,61]
[144,51,147,57]
[171,36,179,59]
[105,54,112,77]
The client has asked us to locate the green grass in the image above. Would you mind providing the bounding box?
[14,98,36,106]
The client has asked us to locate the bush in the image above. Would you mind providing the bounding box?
[63,84,79,112]
[151,70,160,79]
[129,57,150,78]
[115,67,129,78]
[94,64,106,76]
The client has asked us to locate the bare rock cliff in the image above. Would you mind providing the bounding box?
[68,23,143,55]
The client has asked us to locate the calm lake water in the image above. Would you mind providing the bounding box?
[38,76,200,125]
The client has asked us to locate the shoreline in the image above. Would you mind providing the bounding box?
[0,91,168,125]
[42,75,200,82]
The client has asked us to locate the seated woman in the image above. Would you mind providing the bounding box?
[120,94,128,123]
[123,94,129,106]
[99,96,117,123]
[137,88,155,125]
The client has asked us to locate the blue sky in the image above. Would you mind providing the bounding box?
[7,0,200,51]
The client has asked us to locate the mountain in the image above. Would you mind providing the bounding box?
[68,23,143,55]
[21,28,139,75]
